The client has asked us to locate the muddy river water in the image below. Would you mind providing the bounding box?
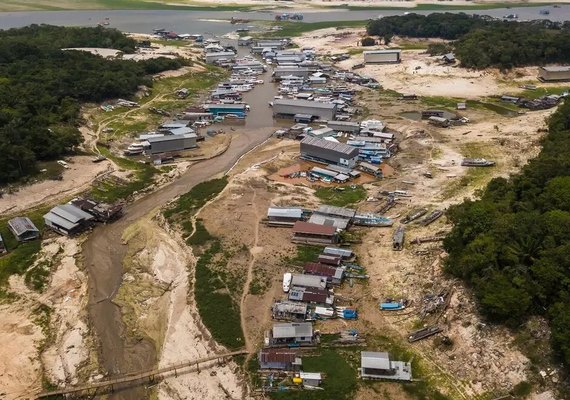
[84,56,277,398]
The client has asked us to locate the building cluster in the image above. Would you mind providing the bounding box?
[501,93,567,111]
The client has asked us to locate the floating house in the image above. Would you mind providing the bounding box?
[363,50,401,64]
[267,207,305,226]
[300,137,359,168]
[44,204,95,236]
[323,246,353,259]
[360,351,412,381]
[538,66,570,82]
[259,348,302,370]
[273,99,337,121]
[147,133,197,154]
[272,301,309,321]
[269,322,315,346]
[204,103,247,117]
[303,262,344,285]
[7,217,40,242]
[292,221,338,245]
[288,286,334,305]
[205,51,236,64]
[291,274,328,290]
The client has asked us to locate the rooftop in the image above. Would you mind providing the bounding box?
[259,348,300,364]
[147,133,197,143]
[541,66,570,72]
[363,49,401,54]
[8,217,39,236]
[292,221,337,236]
[301,136,358,156]
[274,99,336,110]
[316,205,357,219]
[361,351,391,370]
[267,207,304,219]
[273,322,313,339]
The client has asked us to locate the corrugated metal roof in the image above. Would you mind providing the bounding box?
[291,274,327,290]
[272,301,308,314]
[316,205,356,219]
[147,133,197,142]
[542,66,570,72]
[300,372,322,380]
[301,136,358,157]
[7,217,39,236]
[259,348,299,364]
[43,211,78,231]
[273,322,313,339]
[361,351,391,370]
[51,204,94,224]
[267,207,303,219]
[204,103,246,110]
[303,262,337,277]
[292,221,336,236]
[323,246,353,258]
[310,167,338,177]
[308,214,350,230]
[363,50,401,55]
[274,99,336,110]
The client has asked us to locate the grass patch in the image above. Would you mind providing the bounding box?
[466,100,519,117]
[271,349,358,400]
[163,177,228,237]
[91,146,158,203]
[422,96,462,109]
[314,185,367,207]
[266,20,366,38]
[187,219,215,246]
[285,244,323,265]
[509,85,570,100]
[397,41,430,51]
[0,207,49,298]
[194,238,244,349]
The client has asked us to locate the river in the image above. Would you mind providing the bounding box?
[0,5,569,35]
[83,50,278,398]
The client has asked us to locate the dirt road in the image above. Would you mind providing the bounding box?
[83,69,276,400]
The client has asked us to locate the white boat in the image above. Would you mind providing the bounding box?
[283,272,292,292]
[127,142,145,153]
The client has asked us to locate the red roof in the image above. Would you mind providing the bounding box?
[259,348,298,364]
[304,262,337,277]
[317,254,342,266]
[292,221,336,236]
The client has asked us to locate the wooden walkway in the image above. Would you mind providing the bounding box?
[36,350,248,398]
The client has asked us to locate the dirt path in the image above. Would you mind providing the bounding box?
[240,190,260,354]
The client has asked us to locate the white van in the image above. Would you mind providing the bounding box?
[282,272,292,293]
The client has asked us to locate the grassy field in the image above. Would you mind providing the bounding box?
[284,244,323,266]
[314,185,367,207]
[271,349,358,400]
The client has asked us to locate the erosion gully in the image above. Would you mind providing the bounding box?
[84,64,276,399]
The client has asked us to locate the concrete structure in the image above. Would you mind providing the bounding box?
[147,133,197,154]
[291,274,327,290]
[363,50,401,64]
[538,66,570,82]
[360,352,412,381]
[273,99,337,121]
[44,204,95,236]
[270,322,314,345]
[259,348,302,370]
[7,217,40,241]
[300,136,359,168]
[204,51,236,64]
[292,221,338,245]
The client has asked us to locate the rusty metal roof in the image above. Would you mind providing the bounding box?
[292,221,336,236]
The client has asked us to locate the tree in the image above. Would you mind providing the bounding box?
[361,37,376,46]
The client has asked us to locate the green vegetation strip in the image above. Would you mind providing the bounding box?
[314,185,367,207]
[163,177,245,349]
[444,100,570,367]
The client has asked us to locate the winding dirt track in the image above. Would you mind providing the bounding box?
[83,69,275,400]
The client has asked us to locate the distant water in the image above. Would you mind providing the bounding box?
[0,5,568,35]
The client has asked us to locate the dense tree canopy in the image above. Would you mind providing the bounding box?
[367,13,570,69]
[0,25,185,184]
[444,100,570,365]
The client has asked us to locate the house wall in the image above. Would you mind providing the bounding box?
[364,52,401,64]
[274,103,336,120]
[149,136,197,154]
[539,68,570,81]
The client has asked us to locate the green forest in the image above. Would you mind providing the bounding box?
[366,13,570,69]
[0,25,185,184]
[444,100,570,366]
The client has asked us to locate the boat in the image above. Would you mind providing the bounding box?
[539,9,550,15]
[380,301,406,311]
[408,325,442,342]
[402,208,428,224]
[461,158,495,167]
[127,142,145,153]
[282,272,292,292]
[419,210,443,226]
[224,113,245,119]
[503,13,518,19]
